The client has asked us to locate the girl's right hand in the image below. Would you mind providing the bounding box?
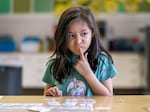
[45,86,62,96]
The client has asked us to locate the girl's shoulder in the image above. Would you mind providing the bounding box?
[97,51,112,64]
[47,59,55,67]
[97,51,108,59]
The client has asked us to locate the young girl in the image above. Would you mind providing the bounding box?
[42,6,117,96]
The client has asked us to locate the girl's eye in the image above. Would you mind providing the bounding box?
[81,32,88,37]
[67,33,74,39]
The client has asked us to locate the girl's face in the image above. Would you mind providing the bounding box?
[67,20,92,55]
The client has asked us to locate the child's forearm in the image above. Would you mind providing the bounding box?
[84,71,113,96]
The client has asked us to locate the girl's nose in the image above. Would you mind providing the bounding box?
[75,35,82,44]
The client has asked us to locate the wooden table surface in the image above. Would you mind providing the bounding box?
[0,95,150,112]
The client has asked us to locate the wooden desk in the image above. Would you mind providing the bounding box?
[0,95,150,112]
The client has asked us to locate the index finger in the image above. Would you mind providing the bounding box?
[79,48,84,60]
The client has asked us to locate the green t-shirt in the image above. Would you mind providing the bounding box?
[42,52,117,96]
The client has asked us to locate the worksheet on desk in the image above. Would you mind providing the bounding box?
[0,103,43,110]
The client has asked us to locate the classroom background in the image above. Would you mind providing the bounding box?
[0,0,150,95]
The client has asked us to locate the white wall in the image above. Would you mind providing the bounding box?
[0,13,57,50]
[96,13,150,42]
[0,13,150,50]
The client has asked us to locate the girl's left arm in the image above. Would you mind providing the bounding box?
[83,70,113,96]
[74,48,113,96]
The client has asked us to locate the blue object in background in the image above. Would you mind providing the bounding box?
[23,36,40,43]
[0,35,16,52]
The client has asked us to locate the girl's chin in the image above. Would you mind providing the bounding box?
[71,49,86,55]
[72,51,84,56]
[71,51,80,55]
[72,52,80,56]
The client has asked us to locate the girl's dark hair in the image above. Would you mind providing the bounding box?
[50,6,113,83]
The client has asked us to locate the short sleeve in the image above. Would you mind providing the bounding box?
[95,52,117,82]
[42,61,55,85]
